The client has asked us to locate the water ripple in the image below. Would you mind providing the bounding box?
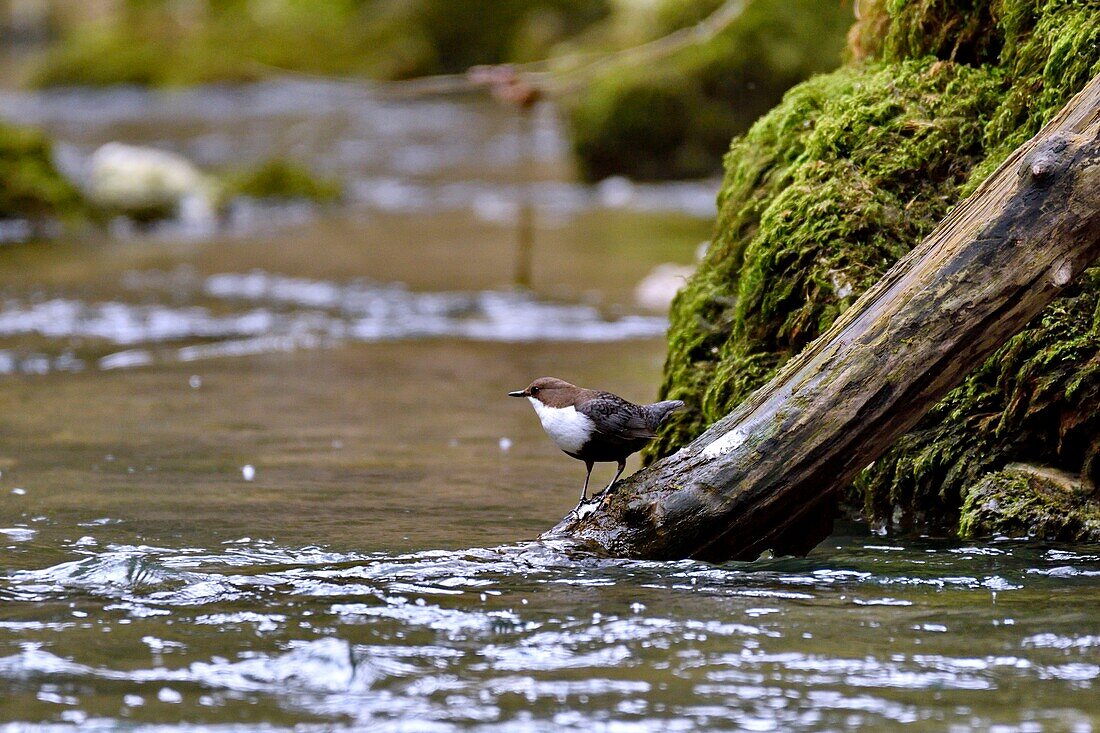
[0,274,667,374]
[2,538,1098,730]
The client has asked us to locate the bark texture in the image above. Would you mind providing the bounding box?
[543,75,1100,561]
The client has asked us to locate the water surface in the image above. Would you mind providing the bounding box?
[1,84,1097,732]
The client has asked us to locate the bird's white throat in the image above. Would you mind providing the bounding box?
[528,398,594,454]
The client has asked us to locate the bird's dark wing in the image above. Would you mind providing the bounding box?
[576,393,658,441]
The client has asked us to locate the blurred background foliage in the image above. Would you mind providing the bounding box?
[563,0,851,180]
[0,119,83,222]
[0,0,852,200]
[12,0,612,86]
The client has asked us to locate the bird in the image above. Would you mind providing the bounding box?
[508,377,684,508]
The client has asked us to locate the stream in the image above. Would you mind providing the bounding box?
[0,82,1097,731]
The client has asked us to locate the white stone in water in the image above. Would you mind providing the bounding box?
[98,349,153,371]
[189,375,202,389]
[242,465,256,481]
[123,694,144,707]
[157,688,182,704]
[87,142,216,219]
[498,437,513,452]
[635,263,695,311]
[11,488,25,496]
[597,176,635,207]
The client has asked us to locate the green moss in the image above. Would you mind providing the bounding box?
[567,0,852,181]
[967,0,1100,192]
[222,160,342,204]
[877,0,1004,66]
[651,59,1002,456]
[857,269,1100,531]
[854,0,1100,192]
[958,465,1100,542]
[653,0,1100,539]
[0,121,84,223]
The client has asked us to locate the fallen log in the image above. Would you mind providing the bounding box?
[543,73,1100,562]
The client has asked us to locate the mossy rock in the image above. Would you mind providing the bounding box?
[566,0,852,181]
[222,160,342,204]
[653,0,1100,539]
[652,58,1003,455]
[959,464,1100,542]
[0,120,84,223]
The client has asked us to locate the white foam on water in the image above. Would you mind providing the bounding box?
[0,271,667,373]
[2,536,1099,730]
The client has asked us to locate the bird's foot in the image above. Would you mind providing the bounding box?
[571,497,600,520]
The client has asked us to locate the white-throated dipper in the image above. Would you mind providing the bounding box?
[509,377,684,507]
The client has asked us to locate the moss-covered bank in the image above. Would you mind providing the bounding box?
[566,0,852,181]
[0,120,83,225]
[654,0,1100,540]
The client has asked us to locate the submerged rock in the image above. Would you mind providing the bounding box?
[652,0,1100,540]
[634,262,695,311]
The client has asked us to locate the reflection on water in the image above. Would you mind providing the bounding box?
[0,269,666,375]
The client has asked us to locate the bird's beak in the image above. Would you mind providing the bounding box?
[507,390,527,398]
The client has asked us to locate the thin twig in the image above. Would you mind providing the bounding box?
[246,0,752,101]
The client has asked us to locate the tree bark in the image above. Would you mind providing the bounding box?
[542,73,1100,562]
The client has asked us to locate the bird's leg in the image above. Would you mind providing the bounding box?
[576,461,594,508]
[604,459,626,493]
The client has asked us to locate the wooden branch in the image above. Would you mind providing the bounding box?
[542,73,1100,562]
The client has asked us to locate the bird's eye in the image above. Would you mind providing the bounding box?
[530,386,540,394]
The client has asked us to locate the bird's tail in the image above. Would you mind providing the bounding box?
[645,400,685,430]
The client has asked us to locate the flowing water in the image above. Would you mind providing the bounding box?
[0,83,1098,731]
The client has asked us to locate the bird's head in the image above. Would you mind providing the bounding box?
[508,377,577,406]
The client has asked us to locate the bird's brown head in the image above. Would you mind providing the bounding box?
[507,377,579,407]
